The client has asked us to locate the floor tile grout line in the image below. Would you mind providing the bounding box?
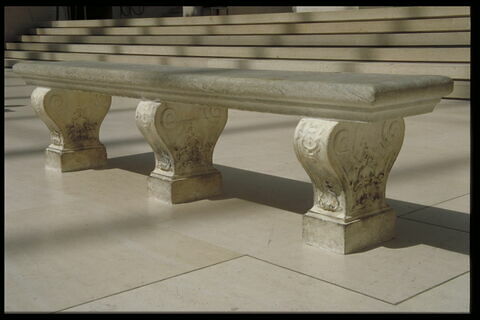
[396,192,470,232]
[398,193,469,218]
[245,255,396,306]
[398,215,469,234]
[53,254,247,313]
[392,271,470,306]
[248,255,470,308]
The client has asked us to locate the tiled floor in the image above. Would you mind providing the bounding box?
[4,69,470,313]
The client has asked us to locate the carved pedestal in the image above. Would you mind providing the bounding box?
[294,117,405,254]
[136,100,228,204]
[31,87,111,172]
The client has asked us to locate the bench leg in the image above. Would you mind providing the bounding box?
[31,87,111,172]
[136,100,228,204]
[294,117,405,254]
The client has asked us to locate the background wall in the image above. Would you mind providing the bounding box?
[226,7,293,15]
[293,6,359,12]
[4,6,58,43]
[112,6,181,19]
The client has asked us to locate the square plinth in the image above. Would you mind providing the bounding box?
[148,171,223,204]
[45,146,107,172]
[303,209,396,254]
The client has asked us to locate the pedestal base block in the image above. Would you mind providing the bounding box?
[148,171,222,204]
[45,146,107,172]
[303,209,396,254]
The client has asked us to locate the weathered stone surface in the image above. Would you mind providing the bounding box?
[303,208,396,254]
[135,100,227,203]
[30,87,111,172]
[13,61,453,122]
[14,61,453,254]
[148,171,223,204]
[294,117,405,253]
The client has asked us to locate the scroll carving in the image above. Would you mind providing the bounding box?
[294,117,405,222]
[30,87,111,152]
[136,101,228,179]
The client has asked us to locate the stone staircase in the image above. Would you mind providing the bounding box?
[4,6,470,99]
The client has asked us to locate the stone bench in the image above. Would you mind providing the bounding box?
[13,60,453,254]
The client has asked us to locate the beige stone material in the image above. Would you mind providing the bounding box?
[6,43,470,63]
[294,118,405,253]
[41,6,469,27]
[4,82,470,311]
[450,80,470,99]
[135,100,227,203]
[17,32,471,47]
[13,61,452,253]
[13,61,453,122]
[30,87,111,172]
[63,256,393,312]
[7,52,470,82]
[303,209,396,254]
[33,18,470,36]
[5,200,241,312]
[9,54,467,99]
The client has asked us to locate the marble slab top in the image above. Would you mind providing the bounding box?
[13,61,453,122]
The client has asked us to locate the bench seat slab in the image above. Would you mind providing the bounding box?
[135,100,227,204]
[31,87,111,172]
[294,117,405,253]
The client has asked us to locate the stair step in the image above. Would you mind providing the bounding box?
[31,17,470,36]
[4,52,470,80]
[5,44,470,63]
[19,32,471,47]
[39,6,470,28]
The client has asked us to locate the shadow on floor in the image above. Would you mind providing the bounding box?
[103,151,155,175]
[103,152,313,213]
[213,163,314,214]
[3,104,28,108]
[103,151,469,255]
[4,136,148,158]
